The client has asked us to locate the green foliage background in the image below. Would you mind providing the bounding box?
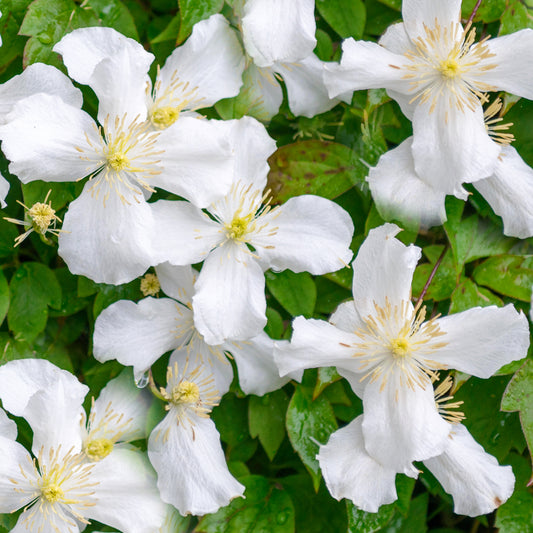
[1,0,533,531]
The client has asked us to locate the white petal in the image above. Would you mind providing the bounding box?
[0,93,100,183]
[243,64,284,120]
[317,416,399,512]
[224,116,276,188]
[0,409,16,440]
[11,508,80,533]
[274,317,364,377]
[25,382,85,456]
[89,449,166,533]
[431,305,530,378]
[0,437,36,513]
[193,243,267,344]
[401,0,461,42]
[54,27,153,122]
[0,63,82,124]
[277,54,348,118]
[150,200,222,266]
[362,376,450,471]
[225,332,301,395]
[148,414,244,516]
[153,117,235,208]
[90,371,151,443]
[324,38,411,99]
[474,145,533,238]
[0,172,9,208]
[368,138,448,230]
[351,223,421,320]
[480,30,533,100]
[155,262,197,304]
[169,343,234,397]
[0,358,87,418]
[242,0,316,68]
[411,99,500,196]
[157,15,244,109]
[330,300,365,333]
[379,22,413,55]
[93,297,186,380]
[58,182,156,284]
[424,424,515,517]
[254,195,354,274]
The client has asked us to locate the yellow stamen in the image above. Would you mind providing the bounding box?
[41,483,65,503]
[390,337,411,358]
[171,381,200,404]
[440,58,461,78]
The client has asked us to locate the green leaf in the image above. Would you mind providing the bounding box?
[286,384,338,491]
[249,389,289,461]
[22,180,76,212]
[473,255,533,301]
[265,307,284,339]
[461,0,506,23]
[0,217,19,257]
[177,0,224,44]
[266,141,365,204]
[502,360,533,480]
[444,212,516,269]
[20,0,98,67]
[500,1,533,35]
[86,0,139,39]
[0,332,36,363]
[151,14,180,44]
[93,279,141,316]
[265,270,316,318]
[7,262,62,342]
[282,474,348,533]
[196,475,295,533]
[212,393,251,449]
[313,367,342,400]
[316,0,366,39]
[449,277,503,314]
[314,277,351,315]
[50,268,92,317]
[0,270,9,326]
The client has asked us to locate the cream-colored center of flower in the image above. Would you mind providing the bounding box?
[150,106,181,129]
[28,202,56,233]
[439,58,460,78]
[352,300,448,391]
[225,214,254,241]
[107,150,130,171]
[390,337,411,358]
[140,273,161,296]
[41,482,65,503]
[85,438,114,461]
[171,380,200,404]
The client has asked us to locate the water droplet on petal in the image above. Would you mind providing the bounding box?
[135,371,149,388]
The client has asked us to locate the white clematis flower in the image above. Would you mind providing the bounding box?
[228,0,350,120]
[149,116,354,344]
[0,21,242,284]
[148,355,245,516]
[94,262,299,396]
[325,0,533,196]
[275,223,529,472]
[0,359,165,533]
[317,376,515,516]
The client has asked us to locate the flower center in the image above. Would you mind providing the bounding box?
[225,214,254,241]
[41,482,65,503]
[85,438,114,461]
[390,337,411,358]
[106,151,130,171]
[171,380,200,404]
[28,202,57,234]
[439,58,460,78]
[150,106,181,129]
[140,273,161,297]
[353,300,448,391]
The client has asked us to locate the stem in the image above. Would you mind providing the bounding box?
[466,0,483,28]
[148,369,166,401]
[415,245,448,307]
